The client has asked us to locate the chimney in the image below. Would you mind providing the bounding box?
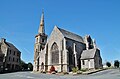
[1,38,6,43]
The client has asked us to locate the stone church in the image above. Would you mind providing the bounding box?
[33,11,103,72]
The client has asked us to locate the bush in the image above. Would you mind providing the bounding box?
[80,68,88,72]
[77,70,82,74]
[72,67,78,73]
[28,62,33,71]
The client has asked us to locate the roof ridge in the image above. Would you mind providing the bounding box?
[57,27,84,43]
[58,27,82,37]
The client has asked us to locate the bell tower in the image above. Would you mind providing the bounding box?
[33,10,47,71]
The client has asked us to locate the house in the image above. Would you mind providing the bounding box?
[81,48,103,69]
[0,51,4,72]
[0,38,21,71]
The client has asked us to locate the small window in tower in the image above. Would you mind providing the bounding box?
[42,39,44,42]
[36,38,38,42]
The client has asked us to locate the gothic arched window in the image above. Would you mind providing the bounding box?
[50,42,59,64]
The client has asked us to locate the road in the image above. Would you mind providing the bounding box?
[0,69,120,79]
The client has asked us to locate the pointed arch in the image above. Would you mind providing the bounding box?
[50,42,59,64]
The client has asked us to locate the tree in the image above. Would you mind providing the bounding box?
[114,60,120,68]
[28,62,33,71]
[106,62,111,67]
[20,60,28,70]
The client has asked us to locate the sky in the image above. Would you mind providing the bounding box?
[0,0,120,64]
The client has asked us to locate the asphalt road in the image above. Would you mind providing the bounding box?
[0,69,120,79]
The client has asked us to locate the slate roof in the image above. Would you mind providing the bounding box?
[81,48,97,59]
[6,42,20,52]
[58,27,84,43]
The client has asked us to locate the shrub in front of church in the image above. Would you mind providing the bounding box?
[77,70,82,74]
[80,68,88,72]
[72,67,78,73]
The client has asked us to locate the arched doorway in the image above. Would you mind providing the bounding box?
[50,42,59,64]
[41,62,44,71]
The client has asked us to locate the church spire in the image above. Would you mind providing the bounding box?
[38,10,45,34]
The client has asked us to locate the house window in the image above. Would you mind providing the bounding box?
[82,60,85,65]
[13,58,14,62]
[17,53,19,56]
[10,50,11,54]
[14,51,15,55]
[0,57,3,62]
[99,59,101,65]
[17,58,19,62]
[9,57,11,61]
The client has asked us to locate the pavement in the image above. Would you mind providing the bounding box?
[0,69,120,79]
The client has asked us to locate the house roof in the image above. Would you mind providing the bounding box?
[6,42,20,52]
[81,48,98,59]
[58,27,84,43]
[0,38,20,53]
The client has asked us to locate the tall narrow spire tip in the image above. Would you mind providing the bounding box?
[38,9,45,34]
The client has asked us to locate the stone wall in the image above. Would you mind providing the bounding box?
[81,59,95,69]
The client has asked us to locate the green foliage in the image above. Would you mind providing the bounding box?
[20,60,28,70]
[106,62,111,67]
[80,68,88,72]
[114,60,120,68]
[19,60,33,71]
[72,67,78,73]
[28,62,33,71]
[77,70,82,74]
